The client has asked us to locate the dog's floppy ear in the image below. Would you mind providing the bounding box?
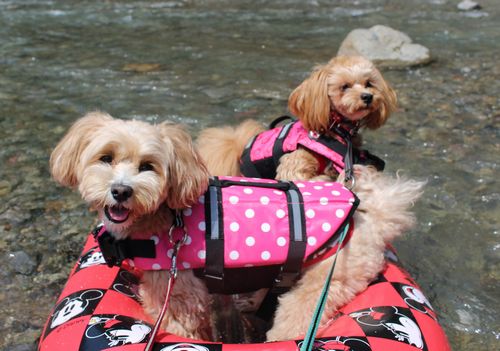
[288,64,331,132]
[158,122,209,209]
[50,112,113,187]
[364,70,398,129]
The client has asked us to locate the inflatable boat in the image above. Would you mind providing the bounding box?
[38,233,450,351]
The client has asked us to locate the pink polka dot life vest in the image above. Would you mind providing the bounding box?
[94,176,358,293]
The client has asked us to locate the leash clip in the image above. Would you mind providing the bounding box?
[167,210,188,278]
[169,239,183,279]
[343,174,356,190]
[144,211,187,351]
[168,210,188,246]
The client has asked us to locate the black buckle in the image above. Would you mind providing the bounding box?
[273,271,300,293]
[97,231,127,267]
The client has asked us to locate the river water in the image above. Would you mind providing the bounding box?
[0,0,498,350]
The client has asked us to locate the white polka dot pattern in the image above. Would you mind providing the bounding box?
[129,176,356,271]
[246,236,256,246]
[277,237,287,246]
[229,250,240,260]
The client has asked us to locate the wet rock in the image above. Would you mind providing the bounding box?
[122,63,162,73]
[203,87,232,100]
[0,180,12,196]
[6,251,36,275]
[252,87,288,101]
[0,207,32,226]
[337,25,431,68]
[457,0,481,11]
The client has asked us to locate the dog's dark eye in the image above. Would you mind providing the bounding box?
[139,162,154,172]
[366,81,373,88]
[100,155,113,164]
[341,84,350,91]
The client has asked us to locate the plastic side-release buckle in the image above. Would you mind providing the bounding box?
[97,231,126,267]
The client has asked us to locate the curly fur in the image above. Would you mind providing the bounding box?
[266,166,425,341]
[50,111,212,340]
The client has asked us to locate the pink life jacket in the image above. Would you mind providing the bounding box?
[94,176,358,293]
[240,117,385,180]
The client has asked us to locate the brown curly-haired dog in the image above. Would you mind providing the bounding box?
[50,112,212,340]
[197,56,397,181]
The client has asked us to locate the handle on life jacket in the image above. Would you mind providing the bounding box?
[269,115,295,129]
[217,178,291,191]
[202,177,307,294]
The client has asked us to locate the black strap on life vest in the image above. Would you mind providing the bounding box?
[240,116,296,179]
[92,225,156,268]
[269,115,294,129]
[202,177,307,294]
[354,149,385,171]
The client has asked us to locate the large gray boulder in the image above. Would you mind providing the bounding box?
[337,25,431,68]
[457,0,481,11]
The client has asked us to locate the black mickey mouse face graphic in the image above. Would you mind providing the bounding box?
[84,315,152,348]
[50,290,104,328]
[79,249,106,268]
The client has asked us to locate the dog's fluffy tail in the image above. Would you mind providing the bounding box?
[196,119,265,176]
[352,166,426,244]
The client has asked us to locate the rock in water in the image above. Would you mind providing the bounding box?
[457,0,482,11]
[6,251,36,275]
[337,25,431,68]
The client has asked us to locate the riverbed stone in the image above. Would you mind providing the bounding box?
[6,251,36,275]
[337,25,431,68]
[0,180,12,196]
[457,0,481,11]
[122,63,162,72]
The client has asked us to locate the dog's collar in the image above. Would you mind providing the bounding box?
[327,110,360,137]
[91,224,157,267]
[321,111,358,184]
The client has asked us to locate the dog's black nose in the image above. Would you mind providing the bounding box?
[111,185,133,202]
[361,93,373,105]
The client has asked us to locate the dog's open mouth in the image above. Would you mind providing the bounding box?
[104,205,131,224]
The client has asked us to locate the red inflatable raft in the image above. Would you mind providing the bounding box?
[39,234,450,351]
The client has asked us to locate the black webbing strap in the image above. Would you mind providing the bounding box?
[332,126,355,182]
[202,177,307,293]
[354,149,385,171]
[315,135,385,172]
[240,135,262,178]
[95,229,156,268]
[203,177,225,292]
[269,115,295,129]
[273,182,307,292]
[314,134,349,160]
[272,120,295,170]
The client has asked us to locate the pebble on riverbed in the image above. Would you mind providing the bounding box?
[6,251,37,275]
[122,63,162,72]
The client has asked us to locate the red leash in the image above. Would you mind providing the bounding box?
[144,213,187,351]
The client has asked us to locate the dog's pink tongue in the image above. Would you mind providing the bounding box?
[108,206,130,222]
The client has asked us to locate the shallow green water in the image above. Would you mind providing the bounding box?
[0,0,498,350]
